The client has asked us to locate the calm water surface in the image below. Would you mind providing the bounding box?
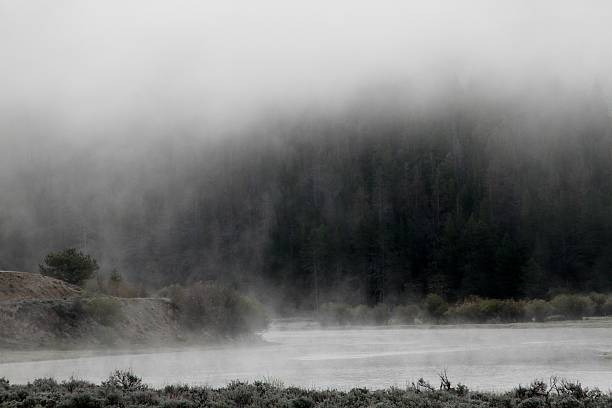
[2,325,611,391]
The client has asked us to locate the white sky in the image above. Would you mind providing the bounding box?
[1,1,612,129]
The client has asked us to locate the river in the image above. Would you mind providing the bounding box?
[1,322,611,391]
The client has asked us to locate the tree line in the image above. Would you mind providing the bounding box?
[0,84,611,312]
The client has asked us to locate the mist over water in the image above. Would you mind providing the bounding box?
[2,325,612,391]
[2,1,612,393]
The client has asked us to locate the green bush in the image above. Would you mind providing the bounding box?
[58,393,103,408]
[550,294,594,319]
[161,282,268,336]
[82,297,123,326]
[239,296,269,332]
[102,370,146,391]
[493,299,524,322]
[524,299,553,322]
[30,378,58,391]
[517,397,546,408]
[588,293,609,316]
[291,396,315,408]
[318,303,352,326]
[159,399,196,408]
[446,298,525,323]
[392,304,421,324]
[129,391,159,406]
[351,305,373,325]
[446,300,478,323]
[61,377,94,392]
[314,294,609,326]
[603,299,612,316]
[371,304,391,325]
[423,294,448,322]
[104,270,141,298]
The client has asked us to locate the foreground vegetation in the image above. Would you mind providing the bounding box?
[0,371,609,408]
[317,293,612,326]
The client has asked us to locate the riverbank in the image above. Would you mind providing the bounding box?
[0,271,182,349]
[0,272,268,350]
[269,315,612,331]
[314,294,612,327]
[0,296,184,349]
[0,372,609,408]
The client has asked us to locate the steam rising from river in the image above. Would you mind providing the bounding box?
[2,324,612,391]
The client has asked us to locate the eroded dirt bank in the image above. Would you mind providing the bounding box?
[0,271,182,348]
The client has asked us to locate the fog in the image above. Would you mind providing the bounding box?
[2,324,612,391]
[2,0,612,133]
[2,1,612,394]
[2,0,612,292]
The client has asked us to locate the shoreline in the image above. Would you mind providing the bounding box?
[269,316,612,331]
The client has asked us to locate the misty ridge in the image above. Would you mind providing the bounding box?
[1,1,612,312]
[1,79,611,313]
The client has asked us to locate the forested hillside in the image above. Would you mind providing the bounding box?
[1,84,611,312]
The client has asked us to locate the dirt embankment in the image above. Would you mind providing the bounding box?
[0,271,82,301]
[0,271,182,349]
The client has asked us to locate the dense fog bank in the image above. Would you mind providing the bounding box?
[3,1,612,312]
[1,83,611,311]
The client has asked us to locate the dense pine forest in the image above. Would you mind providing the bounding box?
[1,83,611,312]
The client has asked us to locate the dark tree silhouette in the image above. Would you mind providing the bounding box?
[39,248,99,286]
